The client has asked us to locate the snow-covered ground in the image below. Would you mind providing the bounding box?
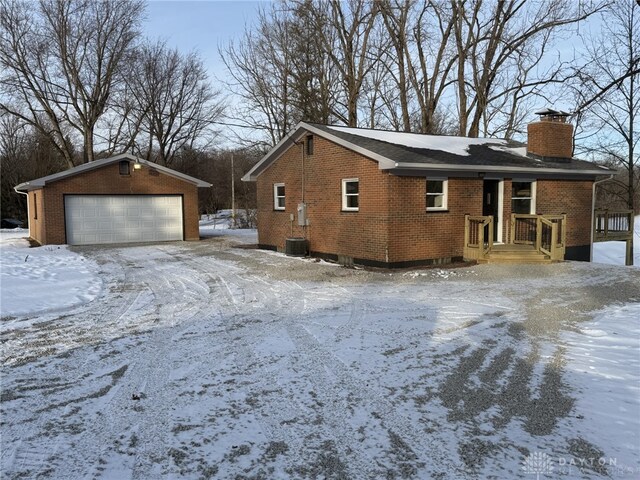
[592,215,640,267]
[1,227,639,479]
[0,229,102,316]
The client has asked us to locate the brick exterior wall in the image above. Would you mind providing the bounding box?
[29,162,200,245]
[527,121,573,159]
[255,136,594,266]
[535,179,593,248]
[257,136,392,263]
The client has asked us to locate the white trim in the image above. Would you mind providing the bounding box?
[531,181,537,214]
[511,180,536,214]
[496,180,504,243]
[273,183,285,210]
[426,178,448,211]
[341,178,359,211]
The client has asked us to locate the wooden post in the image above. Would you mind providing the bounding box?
[535,216,542,253]
[510,214,516,244]
[478,222,485,259]
[488,216,494,249]
[464,215,470,247]
[626,213,634,266]
[550,223,558,260]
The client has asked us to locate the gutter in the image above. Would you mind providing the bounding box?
[590,174,615,261]
[13,185,30,239]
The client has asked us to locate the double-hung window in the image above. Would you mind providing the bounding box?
[273,183,285,210]
[426,179,448,211]
[342,178,359,211]
[511,181,536,214]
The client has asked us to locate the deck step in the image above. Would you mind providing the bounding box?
[481,246,552,264]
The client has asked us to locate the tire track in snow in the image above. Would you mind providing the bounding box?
[35,247,218,479]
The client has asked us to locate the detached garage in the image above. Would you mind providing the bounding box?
[15,154,211,246]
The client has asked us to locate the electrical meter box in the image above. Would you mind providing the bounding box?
[297,203,307,226]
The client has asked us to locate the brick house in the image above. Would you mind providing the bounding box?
[243,110,613,268]
[15,154,211,246]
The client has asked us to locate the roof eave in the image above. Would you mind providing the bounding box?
[14,154,212,190]
[242,122,397,181]
[390,162,612,176]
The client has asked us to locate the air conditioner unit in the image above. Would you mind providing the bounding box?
[285,237,308,257]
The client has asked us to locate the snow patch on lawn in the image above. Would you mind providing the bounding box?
[593,228,640,268]
[592,215,639,267]
[561,302,640,473]
[0,231,101,317]
[199,211,257,240]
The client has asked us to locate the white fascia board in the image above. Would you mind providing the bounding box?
[242,124,306,181]
[242,122,397,182]
[134,159,212,187]
[301,124,397,169]
[390,162,611,176]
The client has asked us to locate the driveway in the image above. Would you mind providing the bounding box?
[1,232,639,479]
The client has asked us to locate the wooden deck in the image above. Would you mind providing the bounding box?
[464,214,565,264]
[593,210,634,265]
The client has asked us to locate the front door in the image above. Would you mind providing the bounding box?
[482,180,500,241]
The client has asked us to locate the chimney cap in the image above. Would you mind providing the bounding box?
[534,108,571,117]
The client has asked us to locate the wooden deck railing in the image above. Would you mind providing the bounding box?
[463,215,493,260]
[593,209,634,265]
[464,214,566,261]
[593,210,633,241]
[510,214,566,261]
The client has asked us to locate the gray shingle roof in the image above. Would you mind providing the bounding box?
[242,122,613,181]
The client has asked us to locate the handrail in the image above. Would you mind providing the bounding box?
[594,210,633,240]
[464,215,494,260]
[511,214,566,260]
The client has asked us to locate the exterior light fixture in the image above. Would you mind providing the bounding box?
[133,162,142,170]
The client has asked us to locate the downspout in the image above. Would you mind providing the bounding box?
[590,174,614,261]
[13,186,30,239]
[301,139,306,239]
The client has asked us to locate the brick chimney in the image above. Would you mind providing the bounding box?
[527,109,573,161]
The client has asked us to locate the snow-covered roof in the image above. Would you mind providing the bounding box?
[242,122,612,181]
[15,154,212,191]
[326,125,509,157]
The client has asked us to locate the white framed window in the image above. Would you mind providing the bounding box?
[273,183,285,210]
[341,178,359,211]
[426,178,448,211]
[511,180,536,214]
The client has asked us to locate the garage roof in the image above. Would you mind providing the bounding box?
[15,154,212,192]
[242,122,613,181]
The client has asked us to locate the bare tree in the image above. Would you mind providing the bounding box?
[320,0,379,126]
[129,42,224,166]
[0,0,145,166]
[221,4,296,147]
[573,0,639,263]
[451,0,605,137]
[0,113,67,220]
[377,0,458,134]
[221,1,339,147]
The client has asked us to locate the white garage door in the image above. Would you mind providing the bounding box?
[65,195,184,245]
